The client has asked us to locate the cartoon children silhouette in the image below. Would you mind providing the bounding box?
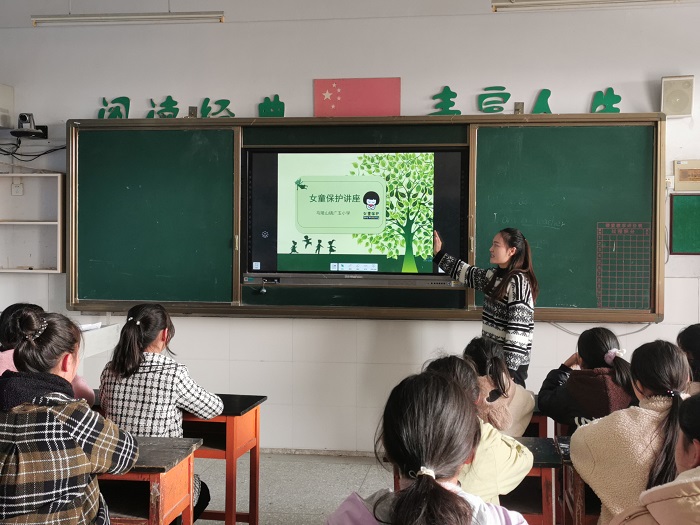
[303,235,312,249]
[290,240,298,254]
[315,240,323,254]
[328,240,336,254]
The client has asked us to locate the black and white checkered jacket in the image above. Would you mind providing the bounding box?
[0,373,138,525]
[99,352,223,437]
[99,352,223,501]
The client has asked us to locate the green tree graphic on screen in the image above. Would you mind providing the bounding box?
[350,153,434,273]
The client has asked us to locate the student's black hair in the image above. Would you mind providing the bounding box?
[631,340,691,489]
[577,327,634,398]
[483,228,539,303]
[12,310,81,374]
[677,324,700,382]
[0,303,45,350]
[423,354,480,404]
[462,337,511,401]
[679,393,700,451]
[374,372,480,525]
[107,303,175,378]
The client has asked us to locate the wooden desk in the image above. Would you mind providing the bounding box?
[500,437,560,525]
[182,394,267,525]
[99,436,202,525]
[556,437,600,525]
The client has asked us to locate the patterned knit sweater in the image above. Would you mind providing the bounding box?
[436,251,535,370]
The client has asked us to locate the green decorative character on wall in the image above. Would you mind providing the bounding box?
[532,89,553,114]
[478,86,511,113]
[350,153,433,273]
[430,86,461,115]
[259,95,285,117]
[147,95,179,118]
[591,87,622,113]
[98,96,131,119]
[201,98,235,118]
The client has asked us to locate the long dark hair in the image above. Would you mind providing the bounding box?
[677,324,700,382]
[679,393,700,452]
[375,372,481,525]
[462,337,511,400]
[631,340,690,489]
[0,303,45,350]
[12,310,81,374]
[423,354,480,404]
[107,303,175,378]
[483,228,539,303]
[577,327,634,398]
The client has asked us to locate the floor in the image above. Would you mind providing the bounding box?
[195,452,393,525]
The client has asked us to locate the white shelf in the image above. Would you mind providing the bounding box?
[0,172,64,273]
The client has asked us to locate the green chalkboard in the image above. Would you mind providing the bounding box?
[670,194,700,254]
[475,125,655,310]
[76,129,234,302]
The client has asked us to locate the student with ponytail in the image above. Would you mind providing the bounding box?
[462,337,535,437]
[424,355,533,506]
[0,309,138,525]
[610,393,700,525]
[0,303,95,404]
[100,303,223,522]
[327,371,526,525]
[538,327,635,432]
[434,228,538,387]
[570,340,690,525]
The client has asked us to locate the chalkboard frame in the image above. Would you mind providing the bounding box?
[67,114,665,321]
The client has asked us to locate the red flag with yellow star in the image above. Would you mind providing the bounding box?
[313,78,401,117]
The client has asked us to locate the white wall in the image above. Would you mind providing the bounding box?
[1,0,699,451]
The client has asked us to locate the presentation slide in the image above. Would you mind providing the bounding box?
[276,152,435,274]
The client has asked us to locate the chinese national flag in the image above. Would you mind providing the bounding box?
[313,77,401,117]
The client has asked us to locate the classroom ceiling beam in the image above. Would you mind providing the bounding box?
[492,0,689,11]
[31,11,225,27]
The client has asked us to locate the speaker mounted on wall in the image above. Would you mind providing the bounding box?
[661,75,694,118]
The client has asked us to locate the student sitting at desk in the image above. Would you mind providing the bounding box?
[676,324,700,395]
[100,303,223,522]
[538,327,635,433]
[610,393,700,525]
[462,337,535,437]
[327,371,527,525]
[0,302,95,405]
[0,310,138,525]
[425,355,533,505]
[570,340,690,525]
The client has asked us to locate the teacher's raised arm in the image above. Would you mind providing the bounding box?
[433,228,538,387]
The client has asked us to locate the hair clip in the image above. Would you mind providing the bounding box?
[127,317,141,326]
[25,318,48,341]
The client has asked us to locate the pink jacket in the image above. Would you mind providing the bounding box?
[0,349,95,405]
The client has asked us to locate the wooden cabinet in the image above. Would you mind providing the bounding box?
[0,172,63,273]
